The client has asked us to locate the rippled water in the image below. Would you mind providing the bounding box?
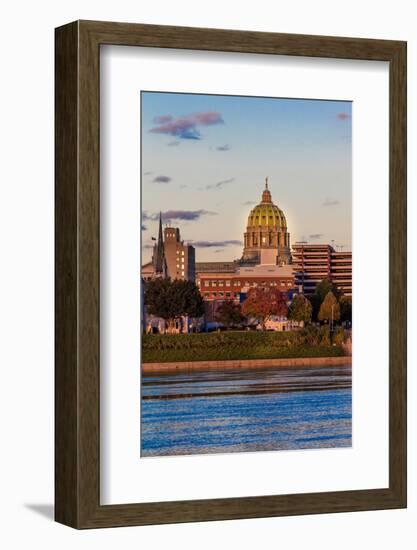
[141,365,352,457]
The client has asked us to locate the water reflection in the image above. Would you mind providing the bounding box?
[141,365,352,457]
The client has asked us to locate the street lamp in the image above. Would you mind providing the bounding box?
[331,304,334,332]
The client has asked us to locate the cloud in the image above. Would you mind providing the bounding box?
[143,209,216,223]
[162,210,217,222]
[309,233,323,239]
[243,200,255,206]
[167,140,180,147]
[190,239,243,248]
[153,175,171,184]
[322,198,340,206]
[143,171,153,176]
[216,144,231,151]
[206,177,235,190]
[336,113,350,121]
[153,115,173,124]
[179,184,187,189]
[150,111,224,140]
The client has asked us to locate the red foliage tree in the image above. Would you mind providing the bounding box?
[241,287,288,329]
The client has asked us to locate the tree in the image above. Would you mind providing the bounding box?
[339,296,352,324]
[241,287,288,330]
[315,278,342,302]
[215,301,244,329]
[318,291,340,326]
[144,278,204,332]
[311,278,342,321]
[288,294,313,324]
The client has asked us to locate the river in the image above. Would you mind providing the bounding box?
[141,364,352,457]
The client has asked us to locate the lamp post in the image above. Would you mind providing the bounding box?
[331,304,334,332]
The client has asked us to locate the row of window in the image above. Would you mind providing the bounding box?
[204,292,239,299]
[201,280,293,288]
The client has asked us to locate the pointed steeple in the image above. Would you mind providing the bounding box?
[261,176,272,203]
[153,212,167,275]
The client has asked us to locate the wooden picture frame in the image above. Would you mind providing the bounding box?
[55,20,407,528]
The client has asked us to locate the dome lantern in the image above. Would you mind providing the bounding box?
[261,177,272,204]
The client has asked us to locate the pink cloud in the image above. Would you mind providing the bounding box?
[336,113,350,121]
[150,111,224,140]
[192,112,224,125]
[152,114,173,124]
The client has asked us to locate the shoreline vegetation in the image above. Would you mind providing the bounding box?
[142,328,351,365]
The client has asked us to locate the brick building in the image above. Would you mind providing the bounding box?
[198,264,295,303]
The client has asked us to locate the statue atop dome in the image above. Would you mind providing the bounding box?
[261,177,272,204]
[241,178,291,266]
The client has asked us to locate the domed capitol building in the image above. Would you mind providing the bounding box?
[242,178,291,266]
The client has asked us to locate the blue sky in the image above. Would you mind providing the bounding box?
[141,91,352,263]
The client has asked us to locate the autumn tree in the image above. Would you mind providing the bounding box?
[318,291,340,327]
[215,301,244,329]
[144,278,204,332]
[310,278,342,321]
[287,294,313,325]
[241,287,288,330]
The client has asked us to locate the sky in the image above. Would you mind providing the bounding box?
[141,91,352,264]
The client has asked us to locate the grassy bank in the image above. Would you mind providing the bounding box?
[142,329,345,363]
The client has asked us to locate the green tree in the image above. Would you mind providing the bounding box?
[242,287,288,330]
[288,294,313,324]
[318,291,340,326]
[311,278,342,321]
[144,278,204,332]
[215,301,244,329]
[339,296,352,324]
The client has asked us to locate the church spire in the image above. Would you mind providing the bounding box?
[153,211,167,275]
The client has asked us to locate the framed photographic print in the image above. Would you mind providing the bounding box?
[55,20,407,528]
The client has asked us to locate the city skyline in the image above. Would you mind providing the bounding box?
[141,91,352,263]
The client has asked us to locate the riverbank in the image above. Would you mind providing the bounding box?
[142,355,351,373]
[142,330,349,364]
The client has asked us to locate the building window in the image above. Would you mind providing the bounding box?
[226,292,231,298]
[226,280,231,287]
[219,293,224,298]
